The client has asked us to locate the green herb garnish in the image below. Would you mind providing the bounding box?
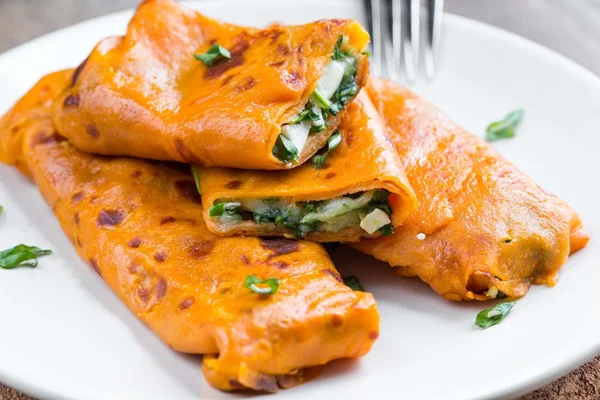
[0,245,52,269]
[497,291,508,299]
[192,165,201,194]
[486,109,524,142]
[289,109,320,125]
[244,275,280,295]
[378,224,394,236]
[312,88,332,111]
[312,131,342,168]
[475,302,515,329]
[272,134,299,163]
[209,201,241,217]
[332,36,353,61]
[194,44,231,66]
[0,205,3,216]
[343,275,364,291]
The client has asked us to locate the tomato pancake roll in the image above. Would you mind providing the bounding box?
[0,71,379,392]
[52,0,370,169]
[352,78,589,301]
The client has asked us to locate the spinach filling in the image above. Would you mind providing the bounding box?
[209,190,394,238]
[272,36,360,163]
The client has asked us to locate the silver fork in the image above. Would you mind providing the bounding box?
[364,0,444,82]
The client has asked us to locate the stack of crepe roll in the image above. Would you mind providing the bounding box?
[0,0,588,393]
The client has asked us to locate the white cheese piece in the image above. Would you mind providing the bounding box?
[281,120,311,155]
[311,105,325,127]
[316,59,346,99]
[486,286,499,299]
[416,233,426,240]
[359,209,392,235]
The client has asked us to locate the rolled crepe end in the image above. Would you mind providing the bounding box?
[273,50,371,170]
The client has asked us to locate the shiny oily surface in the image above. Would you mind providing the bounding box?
[0,1,600,399]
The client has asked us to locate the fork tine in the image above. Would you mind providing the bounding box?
[364,0,383,76]
[425,0,444,80]
[383,0,398,81]
[403,0,420,83]
[390,0,402,81]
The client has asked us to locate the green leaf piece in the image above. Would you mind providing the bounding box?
[343,275,364,291]
[486,109,524,142]
[244,275,280,295]
[0,245,52,269]
[475,302,516,329]
[312,131,342,168]
[194,43,231,66]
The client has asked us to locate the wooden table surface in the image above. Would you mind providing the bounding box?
[0,1,599,399]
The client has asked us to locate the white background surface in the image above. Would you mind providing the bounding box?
[0,1,599,399]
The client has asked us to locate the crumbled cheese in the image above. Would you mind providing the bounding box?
[486,286,499,299]
[487,309,501,318]
[416,233,426,240]
[359,209,391,235]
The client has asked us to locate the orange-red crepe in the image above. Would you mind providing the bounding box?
[0,70,379,392]
[198,90,418,242]
[352,78,589,301]
[52,0,370,169]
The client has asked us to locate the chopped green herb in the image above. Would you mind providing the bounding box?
[194,43,231,66]
[475,302,515,329]
[497,291,508,299]
[361,50,373,56]
[312,88,332,110]
[343,275,364,291]
[486,109,524,142]
[191,165,201,194]
[378,224,394,236]
[328,74,359,116]
[0,205,3,216]
[209,201,241,217]
[312,131,342,168]
[0,244,52,269]
[244,275,280,295]
[289,109,320,125]
[332,36,352,60]
[272,134,299,163]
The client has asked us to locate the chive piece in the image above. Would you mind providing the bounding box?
[497,291,508,299]
[0,205,3,216]
[244,275,280,295]
[475,302,515,329]
[289,109,320,125]
[343,275,364,291]
[361,50,373,56]
[312,88,332,110]
[486,109,524,142]
[272,134,299,163]
[209,201,240,217]
[312,131,342,168]
[332,36,345,60]
[0,245,52,269]
[378,224,394,236]
[194,44,231,66]
[191,165,201,195]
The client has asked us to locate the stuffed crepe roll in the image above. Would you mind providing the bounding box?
[52,0,370,169]
[352,78,589,301]
[0,70,380,392]
[196,90,418,242]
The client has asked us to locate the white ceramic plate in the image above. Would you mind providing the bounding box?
[1,1,599,399]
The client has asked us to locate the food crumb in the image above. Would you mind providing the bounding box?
[416,233,426,240]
